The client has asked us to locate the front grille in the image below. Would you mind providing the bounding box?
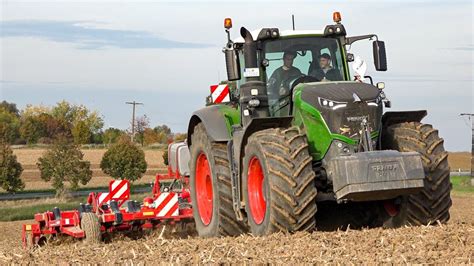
[321,102,381,139]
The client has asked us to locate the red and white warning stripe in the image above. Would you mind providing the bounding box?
[154,192,179,217]
[97,180,130,206]
[109,180,129,200]
[210,84,230,104]
[97,192,109,206]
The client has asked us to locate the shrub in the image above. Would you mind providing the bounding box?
[100,138,147,182]
[37,137,92,197]
[0,141,25,192]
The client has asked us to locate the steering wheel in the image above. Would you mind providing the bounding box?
[269,75,320,116]
[291,75,321,89]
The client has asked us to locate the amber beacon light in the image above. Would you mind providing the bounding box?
[333,12,342,23]
[224,18,233,29]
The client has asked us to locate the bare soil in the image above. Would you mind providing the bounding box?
[1,195,472,264]
[449,152,472,171]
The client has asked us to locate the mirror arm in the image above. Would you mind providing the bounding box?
[345,34,378,45]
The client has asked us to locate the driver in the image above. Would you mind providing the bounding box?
[267,51,302,97]
[309,53,343,81]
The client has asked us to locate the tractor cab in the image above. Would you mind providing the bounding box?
[223,12,387,120]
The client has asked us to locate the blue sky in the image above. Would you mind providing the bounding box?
[1,0,472,151]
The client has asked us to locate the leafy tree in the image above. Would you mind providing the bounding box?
[19,116,47,144]
[154,124,172,137]
[133,115,150,145]
[103,128,125,144]
[91,132,104,144]
[72,120,91,144]
[100,138,147,182]
[143,128,160,146]
[0,108,20,143]
[51,100,76,125]
[37,138,92,197]
[38,113,72,141]
[51,101,104,143]
[173,133,187,142]
[0,101,19,117]
[0,141,25,192]
[21,104,51,118]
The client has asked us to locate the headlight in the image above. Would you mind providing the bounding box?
[248,98,260,107]
[318,97,347,110]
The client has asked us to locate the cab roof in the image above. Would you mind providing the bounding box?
[233,28,325,43]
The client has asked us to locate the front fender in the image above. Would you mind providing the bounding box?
[187,105,239,145]
[382,110,427,128]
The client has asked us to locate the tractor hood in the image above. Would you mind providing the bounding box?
[300,81,380,103]
[299,81,383,139]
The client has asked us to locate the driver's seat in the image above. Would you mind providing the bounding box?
[307,61,321,77]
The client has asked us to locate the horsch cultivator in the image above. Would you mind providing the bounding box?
[22,142,193,248]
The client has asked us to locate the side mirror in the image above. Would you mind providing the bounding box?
[225,49,241,81]
[373,40,387,71]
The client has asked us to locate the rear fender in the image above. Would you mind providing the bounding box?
[187,105,235,146]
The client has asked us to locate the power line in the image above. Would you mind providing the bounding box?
[126,101,144,143]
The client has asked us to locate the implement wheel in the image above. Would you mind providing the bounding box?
[81,213,101,243]
[242,126,318,235]
[189,123,247,237]
[382,122,452,227]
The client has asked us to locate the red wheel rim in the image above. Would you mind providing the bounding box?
[247,156,266,224]
[195,152,213,225]
[383,200,400,217]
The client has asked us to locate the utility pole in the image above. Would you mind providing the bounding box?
[459,113,474,183]
[126,101,144,143]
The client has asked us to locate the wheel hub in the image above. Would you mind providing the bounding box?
[383,200,400,217]
[195,153,213,225]
[247,156,266,225]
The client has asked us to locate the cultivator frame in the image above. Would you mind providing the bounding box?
[22,142,194,248]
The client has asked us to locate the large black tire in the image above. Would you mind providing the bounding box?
[81,212,101,243]
[189,123,247,237]
[382,122,452,227]
[242,126,317,235]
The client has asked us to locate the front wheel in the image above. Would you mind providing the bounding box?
[242,126,318,235]
[381,122,452,227]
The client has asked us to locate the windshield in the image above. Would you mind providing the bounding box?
[263,37,346,116]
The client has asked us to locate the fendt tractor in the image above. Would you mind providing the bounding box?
[186,13,452,237]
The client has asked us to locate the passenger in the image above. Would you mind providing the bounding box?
[267,51,302,97]
[309,53,343,81]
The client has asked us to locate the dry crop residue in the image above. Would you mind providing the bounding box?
[1,196,473,264]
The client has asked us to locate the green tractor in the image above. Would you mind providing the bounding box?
[186,13,452,237]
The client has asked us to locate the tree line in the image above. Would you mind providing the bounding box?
[1,136,148,196]
[0,100,187,195]
[0,100,185,146]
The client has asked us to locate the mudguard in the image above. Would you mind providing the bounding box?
[187,105,233,145]
[382,110,427,128]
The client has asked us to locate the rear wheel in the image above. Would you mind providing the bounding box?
[381,122,452,227]
[242,126,318,235]
[189,123,247,237]
[81,212,101,243]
